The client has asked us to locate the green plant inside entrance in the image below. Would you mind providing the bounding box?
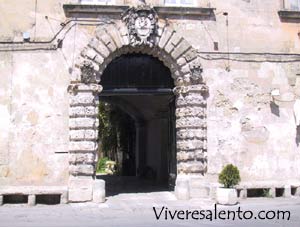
[97,101,136,175]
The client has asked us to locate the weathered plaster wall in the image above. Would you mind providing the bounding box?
[0,50,71,186]
[1,1,299,52]
[167,0,300,53]
[0,0,300,189]
[203,60,300,184]
[0,0,67,41]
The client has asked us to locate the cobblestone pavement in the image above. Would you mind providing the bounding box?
[0,192,300,227]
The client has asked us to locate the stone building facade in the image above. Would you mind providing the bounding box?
[0,0,300,203]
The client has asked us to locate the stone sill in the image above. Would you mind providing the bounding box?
[63,4,215,18]
[278,10,300,20]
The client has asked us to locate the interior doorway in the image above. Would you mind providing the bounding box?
[96,54,177,196]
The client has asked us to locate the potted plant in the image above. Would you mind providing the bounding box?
[217,164,241,205]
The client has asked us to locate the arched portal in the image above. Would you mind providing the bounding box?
[98,53,176,195]
[67,5,209,202]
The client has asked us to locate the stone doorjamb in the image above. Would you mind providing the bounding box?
[67,5,208,202]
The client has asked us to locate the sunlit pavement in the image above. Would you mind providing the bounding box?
[0,192,300,227]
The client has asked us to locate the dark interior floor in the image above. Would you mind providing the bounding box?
[96,175,169,197]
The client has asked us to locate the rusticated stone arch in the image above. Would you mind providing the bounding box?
[67,6,209,200]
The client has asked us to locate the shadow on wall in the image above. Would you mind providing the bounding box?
[296,126,300,147]
[269,101,300,147]
[270,101,280,117]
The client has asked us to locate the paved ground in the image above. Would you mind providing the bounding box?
[1,192,300,227]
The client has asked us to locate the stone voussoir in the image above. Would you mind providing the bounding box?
[96,30,117,52]
[177,57,188,66]
[165,33,182,53]
[181,64,191,75]
[88,37,111,58]
[158,26,174,49]
[183,48,198,62]
[84,48,98,61]
[82,47,104,65]
[104,25,124,49]
[171,39,192,60]
[120,32,130,46]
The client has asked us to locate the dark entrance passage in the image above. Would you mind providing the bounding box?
[97,54,176,196]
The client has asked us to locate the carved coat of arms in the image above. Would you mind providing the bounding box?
[122,5,158,47]
[80,60,96,84]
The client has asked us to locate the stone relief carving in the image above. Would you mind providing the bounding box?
[122,5,158,47]
[173,61,208,96]
[80,60,97,84]
[189,59,204,83]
